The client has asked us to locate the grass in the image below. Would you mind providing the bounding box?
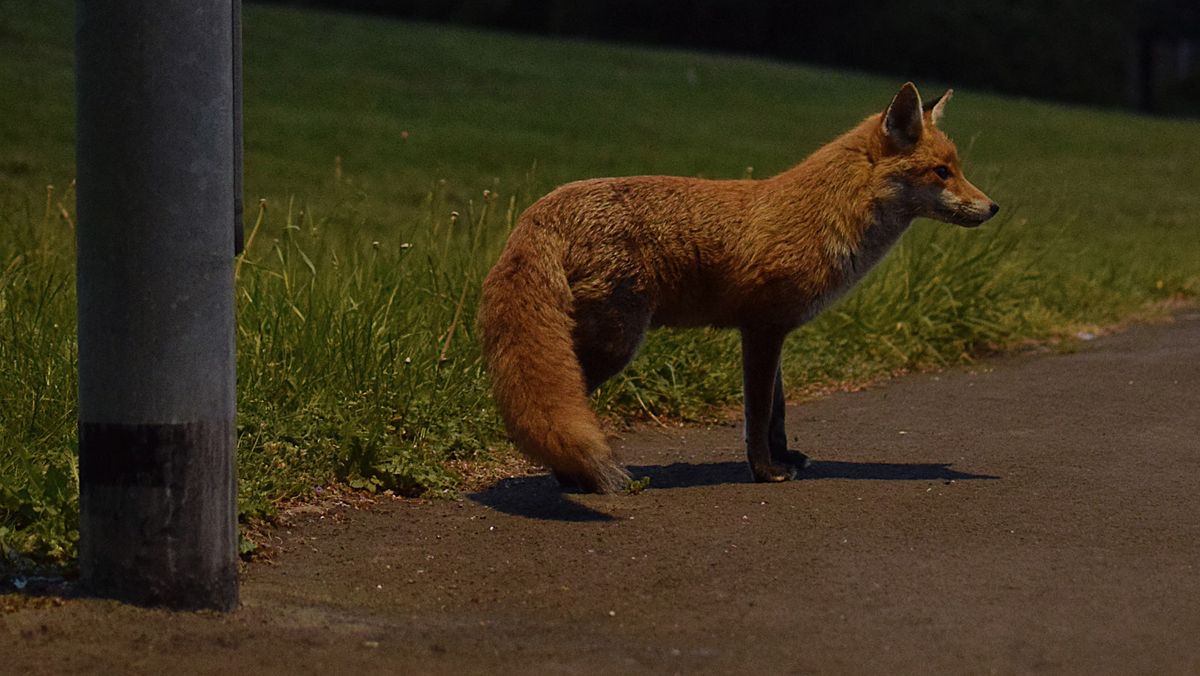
[2,1,1198,571]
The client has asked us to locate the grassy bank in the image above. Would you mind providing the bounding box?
[2,2,1198,570]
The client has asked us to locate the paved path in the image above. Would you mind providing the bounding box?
[3,313,1199,674]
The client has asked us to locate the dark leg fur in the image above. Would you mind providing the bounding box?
[741,327,798,483]
[768,364,810,472]
[556,296,648,493]
[572,296,650,394]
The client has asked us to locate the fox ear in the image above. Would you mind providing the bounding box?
[923,89,953,126]
[883,82,924,149]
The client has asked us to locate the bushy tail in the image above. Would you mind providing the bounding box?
[478,229,630,493]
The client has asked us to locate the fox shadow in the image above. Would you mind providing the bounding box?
[468,458,999,522]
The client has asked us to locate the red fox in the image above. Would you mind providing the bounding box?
[478,82,998,493]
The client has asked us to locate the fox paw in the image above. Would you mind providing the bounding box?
[771,449,812,471]
[751,462,798,483]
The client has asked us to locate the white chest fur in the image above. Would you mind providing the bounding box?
[800,215,912,325]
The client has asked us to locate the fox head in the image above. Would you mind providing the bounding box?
[874,82,998,228]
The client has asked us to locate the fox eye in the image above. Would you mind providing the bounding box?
[933,165,952,180]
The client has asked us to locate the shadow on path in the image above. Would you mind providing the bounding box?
[470,459,999,520]
[626,460,999,489]
[807,460,1000,481]
[468,474,618,523]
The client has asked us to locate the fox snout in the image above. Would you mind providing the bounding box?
[939,189,999,228]
[931,170,999,227]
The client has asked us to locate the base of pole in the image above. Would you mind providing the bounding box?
[78,420,238,611]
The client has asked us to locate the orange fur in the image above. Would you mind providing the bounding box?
[478,83,997,492]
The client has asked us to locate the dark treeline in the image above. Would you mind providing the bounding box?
[272,0,1200,112]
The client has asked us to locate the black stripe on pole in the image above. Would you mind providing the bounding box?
[76,1,239,611]
[78,422,237,609]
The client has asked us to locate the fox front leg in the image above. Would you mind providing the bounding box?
[768,364,811,472]
[741,327,798,483]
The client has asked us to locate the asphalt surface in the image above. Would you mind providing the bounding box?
[3,312,1199,674]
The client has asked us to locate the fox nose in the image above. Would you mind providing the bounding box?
[988,202,1000,216]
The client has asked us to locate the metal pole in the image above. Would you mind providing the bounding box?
[75,1,239,611]
[233,0,245,255]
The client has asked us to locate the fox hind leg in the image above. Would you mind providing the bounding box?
[572,294,651,395]
[550,297,648,491]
